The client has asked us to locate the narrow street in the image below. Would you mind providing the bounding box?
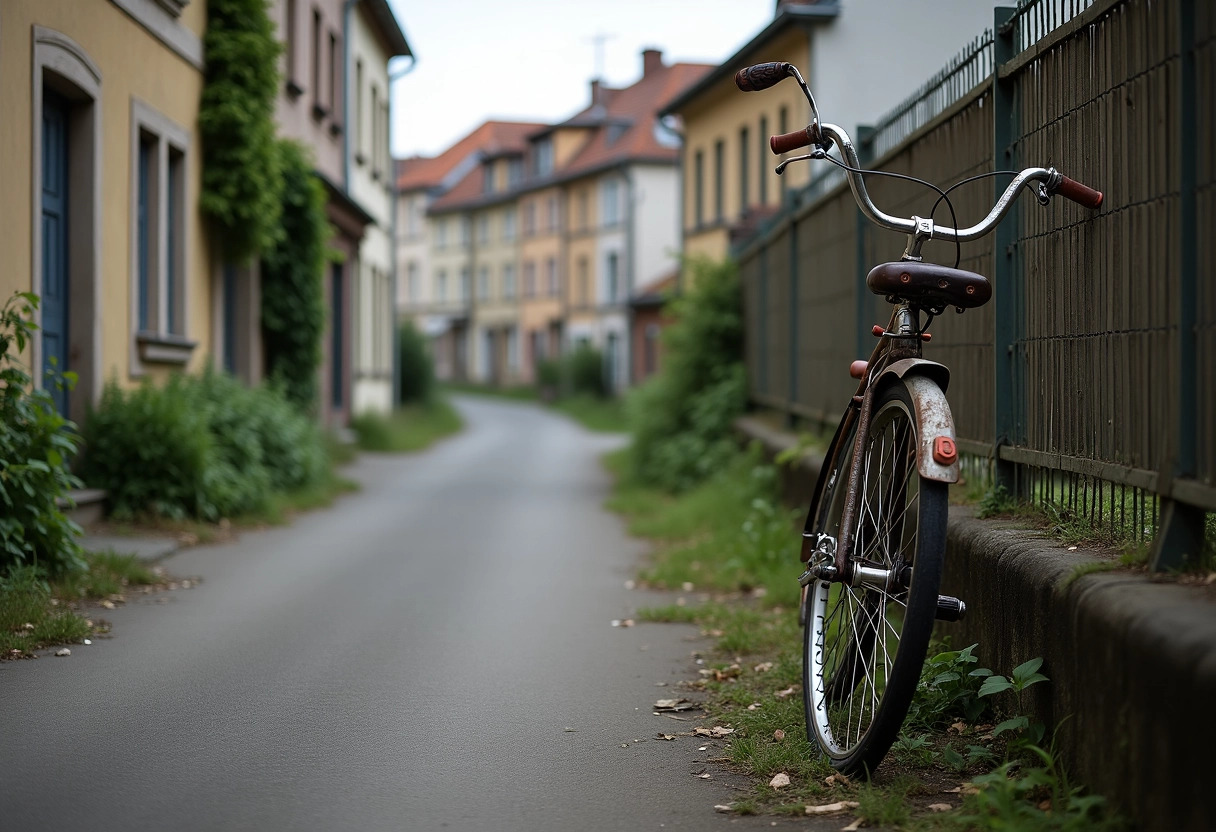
[0,397,796,831]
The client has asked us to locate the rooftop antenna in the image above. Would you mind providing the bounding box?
[586,32,616,80]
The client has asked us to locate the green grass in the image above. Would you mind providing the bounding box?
[350,399,463,453]
[440,381,539,401]
[552,394,627,433]
[52,549,158,601]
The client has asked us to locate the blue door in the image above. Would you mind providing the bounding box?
[41,91,71,416]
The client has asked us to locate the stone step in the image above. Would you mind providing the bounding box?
[59,488,107,529]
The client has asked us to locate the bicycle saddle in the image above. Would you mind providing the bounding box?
[866,262,991,309]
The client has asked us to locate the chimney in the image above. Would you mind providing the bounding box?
[642,48,663,78]
[589,78,602,106]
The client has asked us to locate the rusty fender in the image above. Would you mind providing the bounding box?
[875,358,960,484]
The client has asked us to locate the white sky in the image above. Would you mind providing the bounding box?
[385,0,774,159]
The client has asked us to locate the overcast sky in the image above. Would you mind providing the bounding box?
[385,0,774,159]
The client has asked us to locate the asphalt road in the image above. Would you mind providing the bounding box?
[1,396,812,832]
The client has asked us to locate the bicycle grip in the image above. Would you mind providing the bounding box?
[770,127,814,155]
[734,62,791,92]
[1054,175,1104,209]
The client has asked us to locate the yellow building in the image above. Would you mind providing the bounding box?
[0,0,212,426]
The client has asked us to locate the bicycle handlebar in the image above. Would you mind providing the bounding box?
[735,62,1105,241]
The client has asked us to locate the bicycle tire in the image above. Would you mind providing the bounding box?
[801,378,948,775]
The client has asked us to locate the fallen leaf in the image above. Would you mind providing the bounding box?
[773,729,786,741]
[663,714,691,721]
[747,703,761,710]
[100,600,116,610]
[841,820,864,832]
[752,587,767,598]
[698,773,712,780]
[656,733,677,741]
[825,773,851,788]
[928,803,952,812]
[55,648,71,657]
[754,662,774,673]
[624,580,636,590]
[22,623,34,630]
[655,682,668,687]
[693,727,713,737]
[949,721,967,734]
[83,639,92,645]
[682,582,695,592]
[769,773,791,789]
[654,698,695,712]
[710,726,735,737]
[774,686,797,699]
[805,801,859,815]
[703,628,724,637]
[1037,799,1052,811]
[621,619,635,628]
[621,743,629,748]
[676,597,686,607]
[713,804,734,813]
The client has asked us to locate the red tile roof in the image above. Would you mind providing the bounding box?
[395,120,544,192]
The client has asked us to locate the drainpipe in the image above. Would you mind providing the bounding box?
[387,56,418,405]
[623,164,636,392]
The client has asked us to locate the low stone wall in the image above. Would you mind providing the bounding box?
[737,417,1216,832]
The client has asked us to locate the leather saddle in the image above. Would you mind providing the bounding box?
[866,262,991,309]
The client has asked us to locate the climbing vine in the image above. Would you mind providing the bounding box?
[260,140,330,410]
[199,0,283,262]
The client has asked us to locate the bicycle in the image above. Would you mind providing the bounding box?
[735,61,1103,775]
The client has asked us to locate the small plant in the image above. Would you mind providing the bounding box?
[904,643,993,729]
[891,732,937,766]
[977,484,1018,518]
[0,292,85,574]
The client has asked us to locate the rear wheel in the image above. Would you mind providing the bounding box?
[802,380,948,775]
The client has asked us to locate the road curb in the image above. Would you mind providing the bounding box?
[80,534,182,563]
[736,416,1216,832]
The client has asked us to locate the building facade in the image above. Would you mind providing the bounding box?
[0,0,212,427]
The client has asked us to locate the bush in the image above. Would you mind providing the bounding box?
[397,321,434,405]
[81,369,326,521]
[0,293,85,574]
[564,344,607,398]
[628,258,747,492]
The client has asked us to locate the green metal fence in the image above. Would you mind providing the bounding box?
[735,0,1214,569]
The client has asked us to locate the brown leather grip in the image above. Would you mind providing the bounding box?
[734,62,791,92]
[1054,175,1104,209]
[770,127,813,155]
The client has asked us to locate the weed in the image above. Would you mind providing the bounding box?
[856,777,915,826]
[904,643,993,729]
[892,733,937,767]
[552,394,627,433]
[1,565,90,656]
[976,485,1019,519]
[351,400,463,452]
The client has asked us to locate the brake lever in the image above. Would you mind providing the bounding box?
[775,146,831,176]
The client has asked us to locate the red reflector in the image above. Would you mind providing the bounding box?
[849,360,868,379]
[932,436,958,465]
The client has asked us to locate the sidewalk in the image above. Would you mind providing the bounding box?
[737,416,1216,832]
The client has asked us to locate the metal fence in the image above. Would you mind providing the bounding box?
[736,0,1214,568]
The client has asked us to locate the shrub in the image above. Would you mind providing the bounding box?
[397,320,434,405]
[81,370,326,521]
[261,140,329,411]
[0,293,84,574]
[564,344,607,398]
[628,258,747,491]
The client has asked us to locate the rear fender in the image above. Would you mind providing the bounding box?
[875,360,958,484]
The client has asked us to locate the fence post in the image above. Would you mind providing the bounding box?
[1151,0,1205,571]
[787,204,799,429]
[855,125,876,364]
[992,6,1021,495]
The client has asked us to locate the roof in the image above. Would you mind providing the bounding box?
[630,268,680,307]
[360,0,412,58]
[427,58,713,213]
[659,2,840,117]
[395,120,545,192]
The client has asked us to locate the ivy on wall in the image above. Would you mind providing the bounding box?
[260,141,330,410]
[199,0,284,263]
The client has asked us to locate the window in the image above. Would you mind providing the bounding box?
[503,207,517,241]
[547,195,558,231]
[739,126,750,214]
[407,261,418,302]
[605,251,619,303]
[436,218,448,248]
[130,101,190,356]
[758,116,769,205]
[459,216,471,246]
[406,196,419,237]
[381,100,390,181]
[714,139,724,221]
[578,190,589,230]
[507,158,523,186]
[577,257,589,307]
[534,138,553,176]
[503,263,516,299]
[284,0,300,94]
[311,8,322,115]
[460,266,471,301]
[506,326,519,374]
[328,31,339,129]
[478,266,489,301]
[483,162,495,194]
[524,202,536,236]
[694,149,704,227]
[523,261,536,297]
[370,84,381,178]
[436,269,447,301]
[546,257,558,296]
[601,179,620,226]
[478,214,489,244]
[354,59,364,163]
